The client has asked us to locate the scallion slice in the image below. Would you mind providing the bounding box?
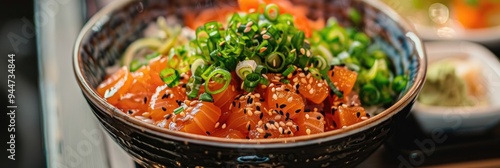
[243,73,261,92]
[204,68,232,94]
[160,68,180,87]
[264,4,280,21]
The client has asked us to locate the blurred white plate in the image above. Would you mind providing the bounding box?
[412,41,500,135]
[414,22,500,45]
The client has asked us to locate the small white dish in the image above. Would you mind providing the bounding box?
[412,41,500,135]
[413,22,500,46]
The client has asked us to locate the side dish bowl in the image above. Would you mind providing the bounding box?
[73,0,426,167]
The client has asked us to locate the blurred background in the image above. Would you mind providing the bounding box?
[1,0,499,167]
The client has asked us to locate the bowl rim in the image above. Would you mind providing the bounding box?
[73,0,427,147]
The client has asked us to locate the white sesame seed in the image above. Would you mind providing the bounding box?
[299,73,305,78]
[293,78,299,83]
[142,112,150,118]
[300,48,305,55]
[290,49,296,53]
[179,112,186,117]
[257,128,264,133]
[361,116,368,120]
[275,115,282,120]
[306,50,311,57]
[232,85,235,92]
[300,78,307,84]
[276,87,282,91]
[307,84,311,90]
[306,128,311,135]
[308,77,313,84]
[215,122,220,128]
[287,97,293,103]
[255,93,261,98]
[305,114,310,119]
[246,21,253,27]
[279,127,284,134]
[274,122,279,128]
[279,121,286,127]
[259,47,267,53]
[309,89,314,94]
[272,94,278,100]
[342,126,347,128]
[263,34,271,39]
[258,120,263,126]
[244,27,251,33]
[247,110,253,116]
[219,41,225,46]
[222,123,227,129]
[260,30,267,35]
[286,122,293,126]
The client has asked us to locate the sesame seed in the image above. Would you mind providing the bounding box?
[246,21,253,27]
[263,34,271,39]
[299,73,305,78]
[272,94,278,100]
[309,89,314,94]
[272,87,276,92]
[295,109,301,113]
[308,78,313,84]
[260,30,267,34]
[279,127,284,134]
[287,97,293,103]
[279,121,285,127]
[306,50,311,57]
[361,116,368,120]
[293,77,299,83]
[142,112,150,118]
[128,110,133,115]
[257,128,264,133]
[307,84,311,90]
[215,122,220,128]
[306,128,311,135]
[275,115,282,120]
[232,85,235,92]
[165,114,172,120]
[143,97,148,104]
[264,133,272,138]
[222,123,227,129]
[317,115,322,120]
[244,27,251,33]
[279,104,286,109]
[300,48,305,55]
[258,120,263,126]
[275,87,282,91]
[342,126,347,128]
[300,78,307,84]
[162,107,167,111]
[179,112,186,117]
[305,114,310,119]
[286,122,293,126]
[259,47,267,53]
[248,110,253,116]
[219,41,225,46]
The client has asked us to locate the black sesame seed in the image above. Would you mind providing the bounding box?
[287,131,291,135]
[275,103,278,108]
[176,100,182,106]
[292,71,298,76]
[238,102,241,108]
[260,98,265,102]
[329,65,335,70]
[232,101,236,107]
[279,104,286,109]
[366,113,370,117]
[269,120,275,124]
[332,121,337,128]
[179,76,185,80]
[317,115,321,120]
[285,88,290,92]
[162,107,167,111]
[279,110,284,115]
[143,97,148,104]
[246,136,250,139]
[296,126,300,131]
[296,84,300,90]
[295,109,301,113]
[285,113,290,120]
[331,108,336,115]
[256,106,261,111]
[128,110,133,114]
[329,90,334,97]
[206,131,211,135]
[247,124,251,131]
[264,133,272,138]
[304,70,309,76]
[331,71,335,77]
[260,112,264,119]
[264,124,268,130]
[165,114,172,120]
[356,111,361,118]
[162,93,169,99]
[296,90,300,94]
[247,97,253,104]
[244,109,247,114]
[181,84,187,88]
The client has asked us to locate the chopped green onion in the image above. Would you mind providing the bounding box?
[255,65,268,74]
[173,106,184,115]
[392,75,407,92]
[243,73,261,92]
[191,59,207,76]
[266,52,286,72]
[264,4,280,21]
[201,64,216,81]
[347,7,362,25]
[129,59,145,72]
[204,68,231,94]
[308,67,322,80]
[291,31,305,49]
[199,93,213,102]
[186,76,202,99]
[280,79,290,84]
[259,76,270,86]
[160,68,180,87]
[282,65,296,77]
[321,70,344,98]
[145,52,160,60]
[310,55,329,70]
[360,83,380,105]
[236,60,257,79]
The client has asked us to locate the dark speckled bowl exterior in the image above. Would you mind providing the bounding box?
[73,0,426,167]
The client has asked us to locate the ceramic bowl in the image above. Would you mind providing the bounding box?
[412,41,500,135]
[73,0,426,167]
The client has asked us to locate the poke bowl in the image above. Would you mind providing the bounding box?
[73,0,426,167]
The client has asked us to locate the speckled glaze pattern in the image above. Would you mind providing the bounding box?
[74,0,426,167]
